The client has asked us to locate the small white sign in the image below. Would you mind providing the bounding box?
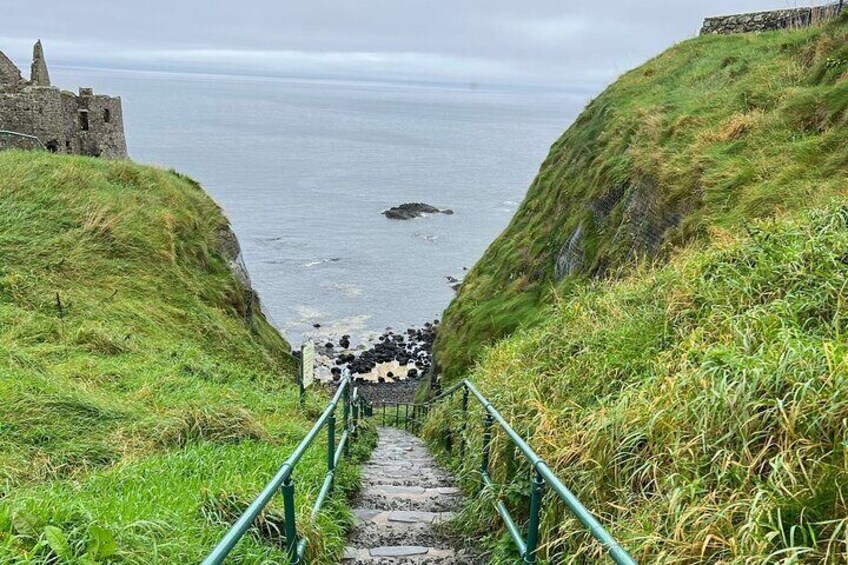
[301,341,315,390]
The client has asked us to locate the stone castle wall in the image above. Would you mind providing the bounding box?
[701,3,842,35]
[0,41,127,159]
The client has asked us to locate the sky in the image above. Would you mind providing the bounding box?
[0,1,824,90]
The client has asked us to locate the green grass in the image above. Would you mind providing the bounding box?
[425,206,848,563]
[0,151,371,563]
[435,15,848,380]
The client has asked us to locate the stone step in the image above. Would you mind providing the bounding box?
[342,545,458,564]
[363,476,453,489]
[356,485,463,512]
[349,510,455,548]
[361,466,453,489]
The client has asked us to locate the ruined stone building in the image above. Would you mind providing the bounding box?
[0,41,127,159]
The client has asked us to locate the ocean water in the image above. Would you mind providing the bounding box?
[51,67,581,345]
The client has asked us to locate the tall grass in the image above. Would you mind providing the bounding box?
[0,152,370,563]
[424,206,848,563]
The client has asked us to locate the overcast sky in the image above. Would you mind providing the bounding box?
[1,1,818,90]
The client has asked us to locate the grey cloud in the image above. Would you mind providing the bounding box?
[0,1,811,87]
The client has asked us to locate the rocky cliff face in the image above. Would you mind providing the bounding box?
[216,223,258,327]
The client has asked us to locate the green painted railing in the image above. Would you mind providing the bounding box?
[202,370,371,564]
[381,379,637,565]
[0,130,46,151]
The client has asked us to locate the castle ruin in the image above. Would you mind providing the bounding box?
[0,41,127,159]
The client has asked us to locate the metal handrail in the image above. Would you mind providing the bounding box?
[0,130,46,150]
[202,369,370,564]
[382,380,637,565]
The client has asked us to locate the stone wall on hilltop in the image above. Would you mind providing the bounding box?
[701,3,842,35]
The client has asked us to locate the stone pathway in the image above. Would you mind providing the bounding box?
[343,427,480,564]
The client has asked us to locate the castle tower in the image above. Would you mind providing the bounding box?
[30,40,50,87]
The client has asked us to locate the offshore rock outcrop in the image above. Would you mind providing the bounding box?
[0,40,127,158]
[383,203,454,220]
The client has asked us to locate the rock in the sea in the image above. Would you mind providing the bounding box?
[382,203,453,220]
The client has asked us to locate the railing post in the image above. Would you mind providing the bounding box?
[382,402,386,426]
[343,383,350,432]
[524,468,545,564]
[281,476,299,563]
[327,410,336,473]
[460,386,469,459]
[481,412,494,483]
[404,404,409,431]
[352,401,360,439]
[396,404,400,427]
[445,404,453,452]
[343,382,351,455]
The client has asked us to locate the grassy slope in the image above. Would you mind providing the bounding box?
[435,16,848,380]
[425,206,848,563]
[0,152,368,563]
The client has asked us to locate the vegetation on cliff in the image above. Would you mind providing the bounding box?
[0,152,367,563]
[435,14,848,380]
[426,15,848,564]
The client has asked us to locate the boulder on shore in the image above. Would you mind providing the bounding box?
[383,203,454,220]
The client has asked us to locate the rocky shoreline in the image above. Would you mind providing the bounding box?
[295,321,439,405]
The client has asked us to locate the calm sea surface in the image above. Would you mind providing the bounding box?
[52,66,581,345]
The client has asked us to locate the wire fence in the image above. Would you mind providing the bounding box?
[555,182,691,280]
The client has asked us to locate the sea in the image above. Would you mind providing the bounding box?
[51,66,582,346]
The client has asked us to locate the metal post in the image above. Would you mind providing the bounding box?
[327,411,336,473]
[281,477,299,563]
[343,378,351,456]
[524,468,545,563]
[481,412,494,481]
[343,383,350,432]
[352,402,360,439]
[404,404,409,431]
[382,402,386,426]
[459,387,469,459]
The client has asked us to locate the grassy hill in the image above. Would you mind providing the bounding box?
[435,14,848,381]
[0,152,365,563]
[426,206,848,563]
[425,14,848,564]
